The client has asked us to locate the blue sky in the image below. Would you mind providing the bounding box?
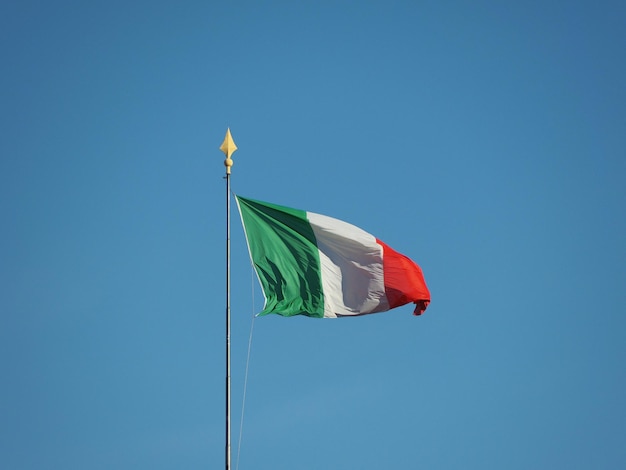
[1,1,625,469]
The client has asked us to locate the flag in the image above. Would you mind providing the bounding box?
[236,196,430,318]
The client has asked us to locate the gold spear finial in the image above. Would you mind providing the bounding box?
[220,128,237,174]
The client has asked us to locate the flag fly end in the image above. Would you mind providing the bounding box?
[414,300,430,316]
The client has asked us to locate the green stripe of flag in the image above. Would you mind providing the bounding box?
[236,196,325,318]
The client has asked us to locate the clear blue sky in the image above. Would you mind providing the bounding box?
[1,1,625,469]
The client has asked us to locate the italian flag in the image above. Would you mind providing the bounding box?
[236,196,430,318]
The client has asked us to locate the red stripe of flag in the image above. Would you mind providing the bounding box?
[377,239,431,315]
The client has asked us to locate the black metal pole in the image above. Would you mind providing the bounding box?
[220,128,236,470]
[225,170,231,470]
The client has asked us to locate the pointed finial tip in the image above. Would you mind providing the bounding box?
[220,128,237,174]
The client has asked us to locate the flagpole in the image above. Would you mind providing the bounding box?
[220,129,237,470]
